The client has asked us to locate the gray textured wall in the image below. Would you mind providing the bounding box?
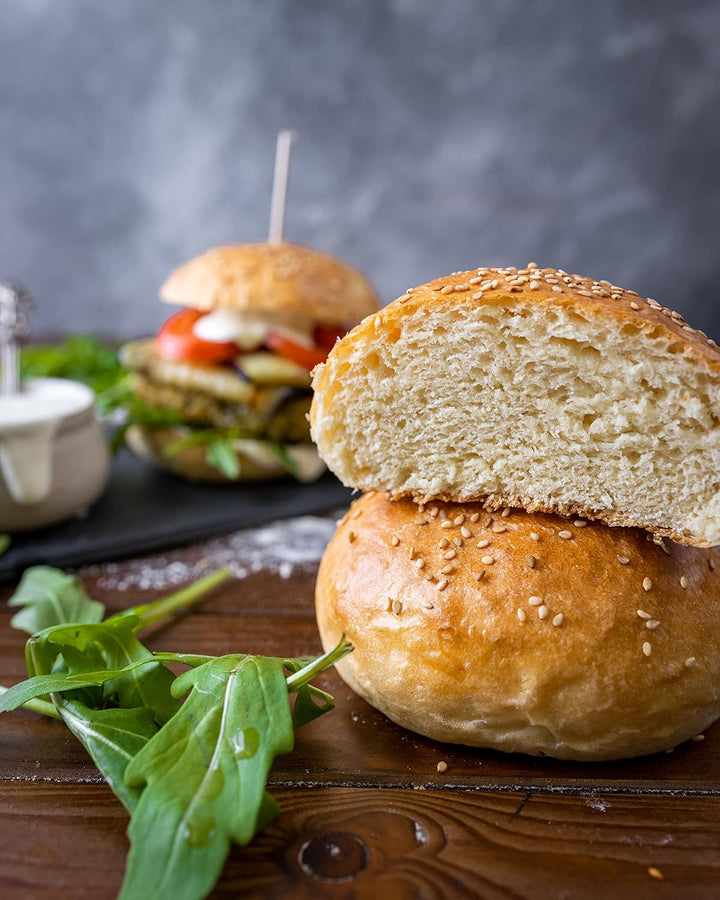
[1,0,719,339]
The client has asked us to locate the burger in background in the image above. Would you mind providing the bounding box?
[115,241,379,481]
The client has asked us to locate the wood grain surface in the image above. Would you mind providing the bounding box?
[1,524,719,898]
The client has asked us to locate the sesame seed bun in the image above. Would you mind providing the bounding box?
[310,265,720,547]
[315,492,720,760]
[160,242,379,326]
[125,425,325,483]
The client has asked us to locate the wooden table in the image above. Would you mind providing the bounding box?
[1,513,719,899]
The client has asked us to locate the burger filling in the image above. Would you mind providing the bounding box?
[115,307,343,479]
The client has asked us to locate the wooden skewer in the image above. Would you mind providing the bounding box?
[268,130,294,244]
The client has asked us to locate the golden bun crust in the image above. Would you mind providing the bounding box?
[160,242,379,325]
[315,492,720,760]
[125,426,324,483]
[311,264,720,546]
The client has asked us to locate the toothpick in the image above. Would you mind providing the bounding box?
[268,130,294,243]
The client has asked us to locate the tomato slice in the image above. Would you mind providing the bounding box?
[155,309,238,365]
[313,324,346,352]
[264,331,329,370]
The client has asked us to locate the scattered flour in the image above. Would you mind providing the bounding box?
[79,513,342,592]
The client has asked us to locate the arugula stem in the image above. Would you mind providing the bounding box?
[0,684,62,719]
[109,568,232,632]
[285,635,352,691]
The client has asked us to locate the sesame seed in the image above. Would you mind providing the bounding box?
[558,530,573,540]
[469,276,483,284]
[453,537,463,548]
[517,608,527,622]
[647,867,664,881]
[492,524,507,534]
[440,285,453,294]
[552,613,564,627]
[573,520,587,528]
[391,599,402,615]
[441,520,453,529]
[460,526,472,539]
[685,657,696,667]
[454,284,469,292]
[429,507,439,517]
[481,555,495,565]
[414,517,428,526]
[692,734,705,742]
[415,557,425,570]
[436,760,448,773]
[710,558,717,571]
[630,301,640,310]
[409,546,416,560]
[476,538,490,548]
[391,535,400,547]
[439,538,449,549]
[528,596,543,606]
[530,532,541,542]
[348,531,356,543]
[637,609,651,619]
[526,555,537,569]
[475,570,486,581]
[453,514,465,525]
[551,285,563,293]
[421,599,434,610]
[471,291,483,300]
[642,577,653,592]
[501,508,511,518]
[645,619,661,630]
[577,290,593,297]
[617,555,630,565]
[469,513,480,523]
[444,549,457,560]
[441,564,454,575]
[437,578,448,591]
[642,642,652,657]
[538,605,549,620]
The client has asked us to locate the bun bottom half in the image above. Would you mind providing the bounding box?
[315,493,720,760]
[125,425,325,483]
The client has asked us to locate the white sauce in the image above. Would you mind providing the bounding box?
[193,309,315,351]
[0,378,93,504]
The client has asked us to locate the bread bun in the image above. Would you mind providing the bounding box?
[311,265,720,546]
[315,492,720,760]
[160,242,379,326]
[125,426,325,483]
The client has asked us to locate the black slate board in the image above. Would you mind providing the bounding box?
[0,451,353,583]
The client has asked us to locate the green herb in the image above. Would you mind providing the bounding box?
[163,428,244,480]
[0,566,351,900]
[8,565,105,634]
[21,335,126,395]
[268,441,300,478]
[0,534,10,555]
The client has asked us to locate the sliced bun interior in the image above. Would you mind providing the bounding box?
[311,266,720,546]
[316,492,720,760]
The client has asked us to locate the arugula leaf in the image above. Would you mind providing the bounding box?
[21,335,125,395]
[0,534,10,555]
[0,657,162,713]
[57,698,160,812]
[120,656,294,900]
[44,621,181,725]
[205,437,241,480]
[8,566,105,635]
[162,428,242,480]
[267,442,300,478]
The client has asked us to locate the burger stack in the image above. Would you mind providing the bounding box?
[310,265,720,760]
